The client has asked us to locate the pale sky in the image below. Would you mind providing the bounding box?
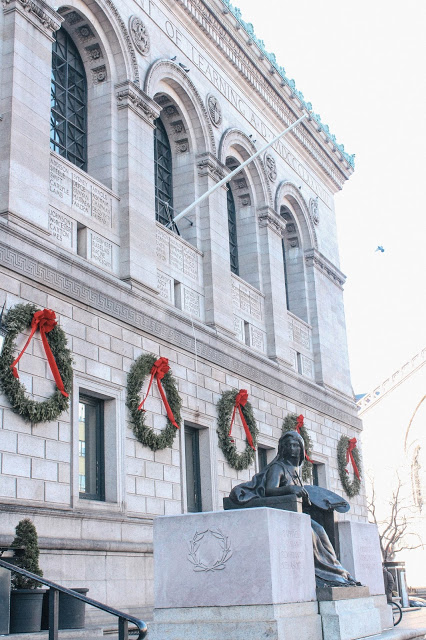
[238,0,426,393]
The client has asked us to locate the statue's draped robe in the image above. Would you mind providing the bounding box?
[229,459,358,587]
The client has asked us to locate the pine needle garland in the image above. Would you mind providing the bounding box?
[126,353,182,451]
[281,413,313,481]
[0,304,72,423]
[337,435,362,497]
[217,389,258,471]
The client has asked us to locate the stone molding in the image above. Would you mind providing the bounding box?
[144,59,216,154]
[257,206,286,237]
[305,249,346,288]
[103,0,139,85]
[2,0,63,35]
[175,0,351,187]
[0,238,360,428]
[116,81,161,127]
[275,180,318,249]
[196,151,226,183]
[219,127,272,206]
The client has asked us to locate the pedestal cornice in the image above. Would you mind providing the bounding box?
[305,249,346,288]
[2,0,63,36]
[196,152,227,183]
[116,81,161,127]
[257,206,286,237]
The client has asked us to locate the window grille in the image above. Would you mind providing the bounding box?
[227,184,239,275]
[50,28,87,170]
[154,118,179,233]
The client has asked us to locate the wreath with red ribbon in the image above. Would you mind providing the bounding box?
[0,303,72,423]
[217,388,258,471]
[337,435,362,497]
[126,353,182,451]
[282,413,313,482]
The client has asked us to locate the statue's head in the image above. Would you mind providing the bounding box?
[278,430,305,467]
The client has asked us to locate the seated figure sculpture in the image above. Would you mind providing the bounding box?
[228,430,359,587]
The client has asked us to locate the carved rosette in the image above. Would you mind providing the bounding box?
[116,81,161,127]
[206,94,222,127]
[129,15,150,56]
[264,153,277,182]
[309,197,320,225]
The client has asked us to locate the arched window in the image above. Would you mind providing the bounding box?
[227,183,239,275]
[281,204,308,322]
[154,118,178,232]
[50,28,87,170]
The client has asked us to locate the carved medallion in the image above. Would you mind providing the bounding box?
[206,94,222,127]
[129,16,150,56]
[264,153,277,182]
[310,198,320,225]
[187,529,232,572]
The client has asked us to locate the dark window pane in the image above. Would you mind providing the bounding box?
[154,118,180,234]
[258,447,268,471]
[185,426,202,512]
[312,463,319,486]
[227,184,239,275]
[50,28,87,170]
[79,395,104,500]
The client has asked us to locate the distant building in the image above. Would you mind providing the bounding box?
[1,0,363,621]
[358,349,426,588]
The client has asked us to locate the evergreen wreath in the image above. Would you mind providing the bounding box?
[0,303,72,423]
[217,389,258,471]
[337,435,362,497]
[126,353,182,451]
[281,413,313,482]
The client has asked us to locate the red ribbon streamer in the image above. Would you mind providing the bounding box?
[345,437,360,479]
[138,357,179,429]
[228,389,255,451]
[295,414,313,463]
[10,309,68,398]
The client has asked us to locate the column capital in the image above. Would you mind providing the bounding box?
[257,206,286,237]
[116,81,161,128]
[2,0,63,37]
[196,152,227,183]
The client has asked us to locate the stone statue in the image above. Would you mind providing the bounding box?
[228,430,360,588]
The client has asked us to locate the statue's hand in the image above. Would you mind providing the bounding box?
[288,485,309,499]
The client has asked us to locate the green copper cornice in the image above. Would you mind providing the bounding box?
[222,0,355,168]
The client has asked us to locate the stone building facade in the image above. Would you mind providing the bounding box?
[0,0,364,620]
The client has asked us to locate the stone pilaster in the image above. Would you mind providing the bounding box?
[304,248,352,396]
[0,0,62,228]
[196,152,234,336]
[257,206,293,367]
[115,81,161,293]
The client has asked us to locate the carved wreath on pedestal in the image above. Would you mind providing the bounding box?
[0,303,73,423]
[129,15,150,56]
[188,529,232,572]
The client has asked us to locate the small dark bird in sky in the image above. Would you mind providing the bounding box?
[375,246,385,253]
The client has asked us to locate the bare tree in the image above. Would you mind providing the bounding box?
[367,473,424,562]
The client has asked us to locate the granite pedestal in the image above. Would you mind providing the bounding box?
[150,507,322,640]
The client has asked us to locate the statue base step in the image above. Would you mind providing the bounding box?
[319,595,382,640]
[149,602,322,640]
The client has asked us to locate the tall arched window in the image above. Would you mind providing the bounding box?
[227,184,239,275]
[154,118,177,231]
[281,204,308,322]
[50,28,87,170]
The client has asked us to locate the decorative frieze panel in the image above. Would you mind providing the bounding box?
[49,153,116,229]
[288,314,312,350]
[156,225,202,284]
[231,275,263,322]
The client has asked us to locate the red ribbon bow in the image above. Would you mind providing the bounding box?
[10,309,68,398]
[138,357,179,429]
[345,437,360,479]
[228,389,256,451]
[295,414,313,463]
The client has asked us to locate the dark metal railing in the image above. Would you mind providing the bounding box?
[0,558,148,640]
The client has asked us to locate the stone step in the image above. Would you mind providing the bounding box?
[4,627,104,640]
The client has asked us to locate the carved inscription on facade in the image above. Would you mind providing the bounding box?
[157,271,173,302]
[48,208,72,248]
[233,315,245,342]
[170,237,184,272]
[92,185,112,226]
[156,226,199,282]
[289,317,311,349]
[250,325,265,352]
[280,528,304,572]
[182,287,201,318]
[91,234,112,269]
[232,276,263,321]
[156,228,169,262]
[72,174,91,215]
[50,156,71,204]
[183,246,198,280]
[301,355,314,379]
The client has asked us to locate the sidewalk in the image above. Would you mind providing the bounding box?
[399,607,426,632]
